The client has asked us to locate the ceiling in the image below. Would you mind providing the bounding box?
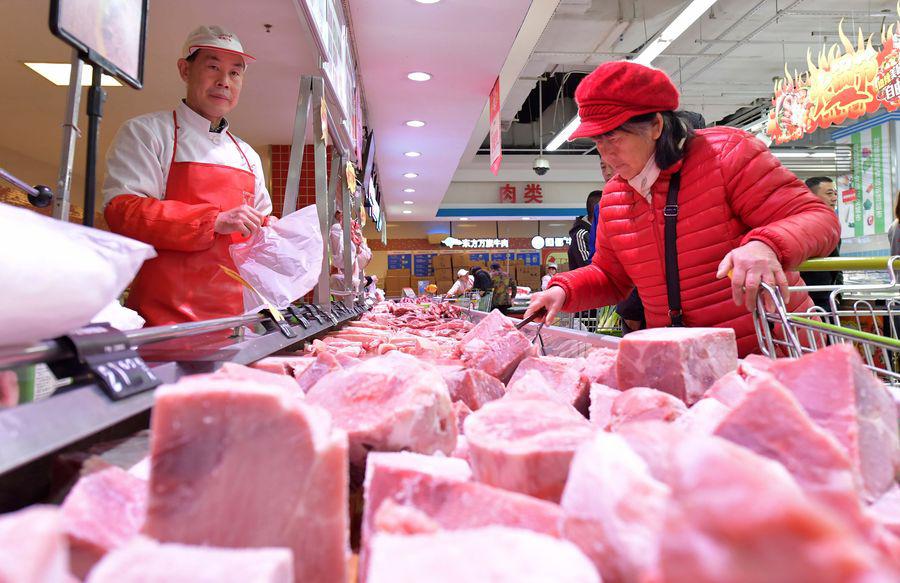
[0,0,319,205]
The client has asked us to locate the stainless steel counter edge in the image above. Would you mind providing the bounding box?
[0,309,359,476]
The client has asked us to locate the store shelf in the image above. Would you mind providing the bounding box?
[0,303,363,478]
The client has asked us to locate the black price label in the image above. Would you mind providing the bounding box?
[55,324,161,401]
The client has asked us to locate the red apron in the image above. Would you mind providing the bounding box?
[126,111,255,326]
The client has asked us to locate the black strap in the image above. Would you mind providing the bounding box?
[663,171,684,327]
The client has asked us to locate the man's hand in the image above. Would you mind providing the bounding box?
[525,286,567,324]
[717,240,789,312]
[214,205,265,237]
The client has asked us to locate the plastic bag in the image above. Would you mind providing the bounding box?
[91,300,146,330]
[0,203,156,346]
[229,204,323,313]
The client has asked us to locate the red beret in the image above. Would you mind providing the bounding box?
[570,61,679,140]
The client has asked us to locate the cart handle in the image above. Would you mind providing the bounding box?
[797,256,899,272]
[790,315,900,350]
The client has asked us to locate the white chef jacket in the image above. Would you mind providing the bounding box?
[102,101,272,214]
[541,274,552,291]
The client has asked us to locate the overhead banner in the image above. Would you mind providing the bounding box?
[489,78,502,175]
[767,15,900,144]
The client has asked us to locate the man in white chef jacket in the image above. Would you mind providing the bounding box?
[103,25,273,326]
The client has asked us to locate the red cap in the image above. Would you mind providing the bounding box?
[570,61,679,140]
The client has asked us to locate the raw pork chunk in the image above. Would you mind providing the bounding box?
[250,355,314,377]
[306,351,456,465]
[577,346,619,387]
[588,383,620,428]
[293,351,342,393]
[561,431,670,583]
[702,370,752,407]
[0,369,19,407]
[748,344,900,502]
[508,356,591,414]
[86,538,293,583]
[456,309,534,382]
[61,463,147,578]
[607,387,687,430]
[441,368,506,410]
[0,506,70,583]
[212,362,301,394]
[504,370,575,407]
[452,400,472,434]
[360,452,472,581]
[869,485,900,537]
[712,373,869,535]
[143,375,348,583]
[464,394,593,502]
[659,434,888,583]
[674,398,731,434]
[366,527,600,583]
[616,327,738,404]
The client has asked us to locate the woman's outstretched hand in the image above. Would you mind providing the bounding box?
[524,286,567,324]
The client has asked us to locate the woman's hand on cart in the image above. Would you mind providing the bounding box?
[525,286,566,324]
[717,240,790,312]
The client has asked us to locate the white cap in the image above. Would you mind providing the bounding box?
[183,25,255,63]
[457,269,469,277]
[547,262,558,269]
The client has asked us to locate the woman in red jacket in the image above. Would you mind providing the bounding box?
[526,62,839,356]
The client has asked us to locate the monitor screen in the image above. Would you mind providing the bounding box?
[50,0,148,89]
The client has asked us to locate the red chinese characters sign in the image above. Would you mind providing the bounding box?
[499,183,544,204]
[767,18,900,144]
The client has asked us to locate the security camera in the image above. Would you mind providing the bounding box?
[533,156,550,176]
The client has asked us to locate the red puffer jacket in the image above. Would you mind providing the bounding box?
[551,127,840,356]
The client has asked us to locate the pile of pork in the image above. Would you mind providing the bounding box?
[3,306,900,583]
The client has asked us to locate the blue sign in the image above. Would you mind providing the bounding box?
[490,253,516,262]
[388,253,412,270]
[414,253,436,277]
[469,253,489,262]
[516,252,541,266]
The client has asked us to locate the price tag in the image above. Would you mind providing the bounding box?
[288,306,310,328]
[52,324,160,401]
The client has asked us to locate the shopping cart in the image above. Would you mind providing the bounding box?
[440,291,493,313]
[753,256,900,384]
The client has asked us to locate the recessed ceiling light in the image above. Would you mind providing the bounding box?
[403,188,415,193]
[459,217,469,221]
[407,71,432,82]
[25,63,122,86]
[522,217,532,221]
[406,120,426,128]
[403,200,415,205]
[415,0,441,4]
[403,172,418,178]
[404,151,421,157]
[402,210,413,214]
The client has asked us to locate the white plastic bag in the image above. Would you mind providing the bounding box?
[0,203,156,346]
[91,300,146,330]
[229,204,323,313]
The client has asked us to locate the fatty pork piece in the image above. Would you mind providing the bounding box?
[673,397,731,435]
[702,370,752,407]
[616,327,738,404]
[660,433,895,583]
[588,383,620,428]
[577,346,619,387]
[504,370,575,407]
[870,485,900,538]
[85,538,293,583]
[508,356,591,414]
[439,367,506,410]
[361,451,563,582]
[213,361,303,394]
[293,351,342,393]
[742,344,900,502]
[606,386,688,431]
[456,309,534,383]
[306,351,456,466]
[60,462,147,579]
[249,355,314,378]
[464,392,593,502]
[0,506,70,583]
[561,431,670,583]
[142,375,348,583]
[366,527,600,583]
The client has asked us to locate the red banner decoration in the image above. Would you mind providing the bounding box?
[767,15,900,144]
[489,78,502,175]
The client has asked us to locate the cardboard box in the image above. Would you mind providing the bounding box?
[433,254,452,269]
[434,267,454,281]
[385,274,411,295]
[451,254,470,270]
[387,267,412,278]
[436,280,454,292]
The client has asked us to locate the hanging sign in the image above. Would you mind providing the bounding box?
[489,78,502,175]
[531,235,572,250]
[442,237,509,249]
[767,15,900,144]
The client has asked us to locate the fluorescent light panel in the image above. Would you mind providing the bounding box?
[546,0,719,151]
[25,63,122,87]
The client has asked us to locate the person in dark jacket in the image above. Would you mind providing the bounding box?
[568,190,603,269]
[798,176,842,311]
[470,266,493,292]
